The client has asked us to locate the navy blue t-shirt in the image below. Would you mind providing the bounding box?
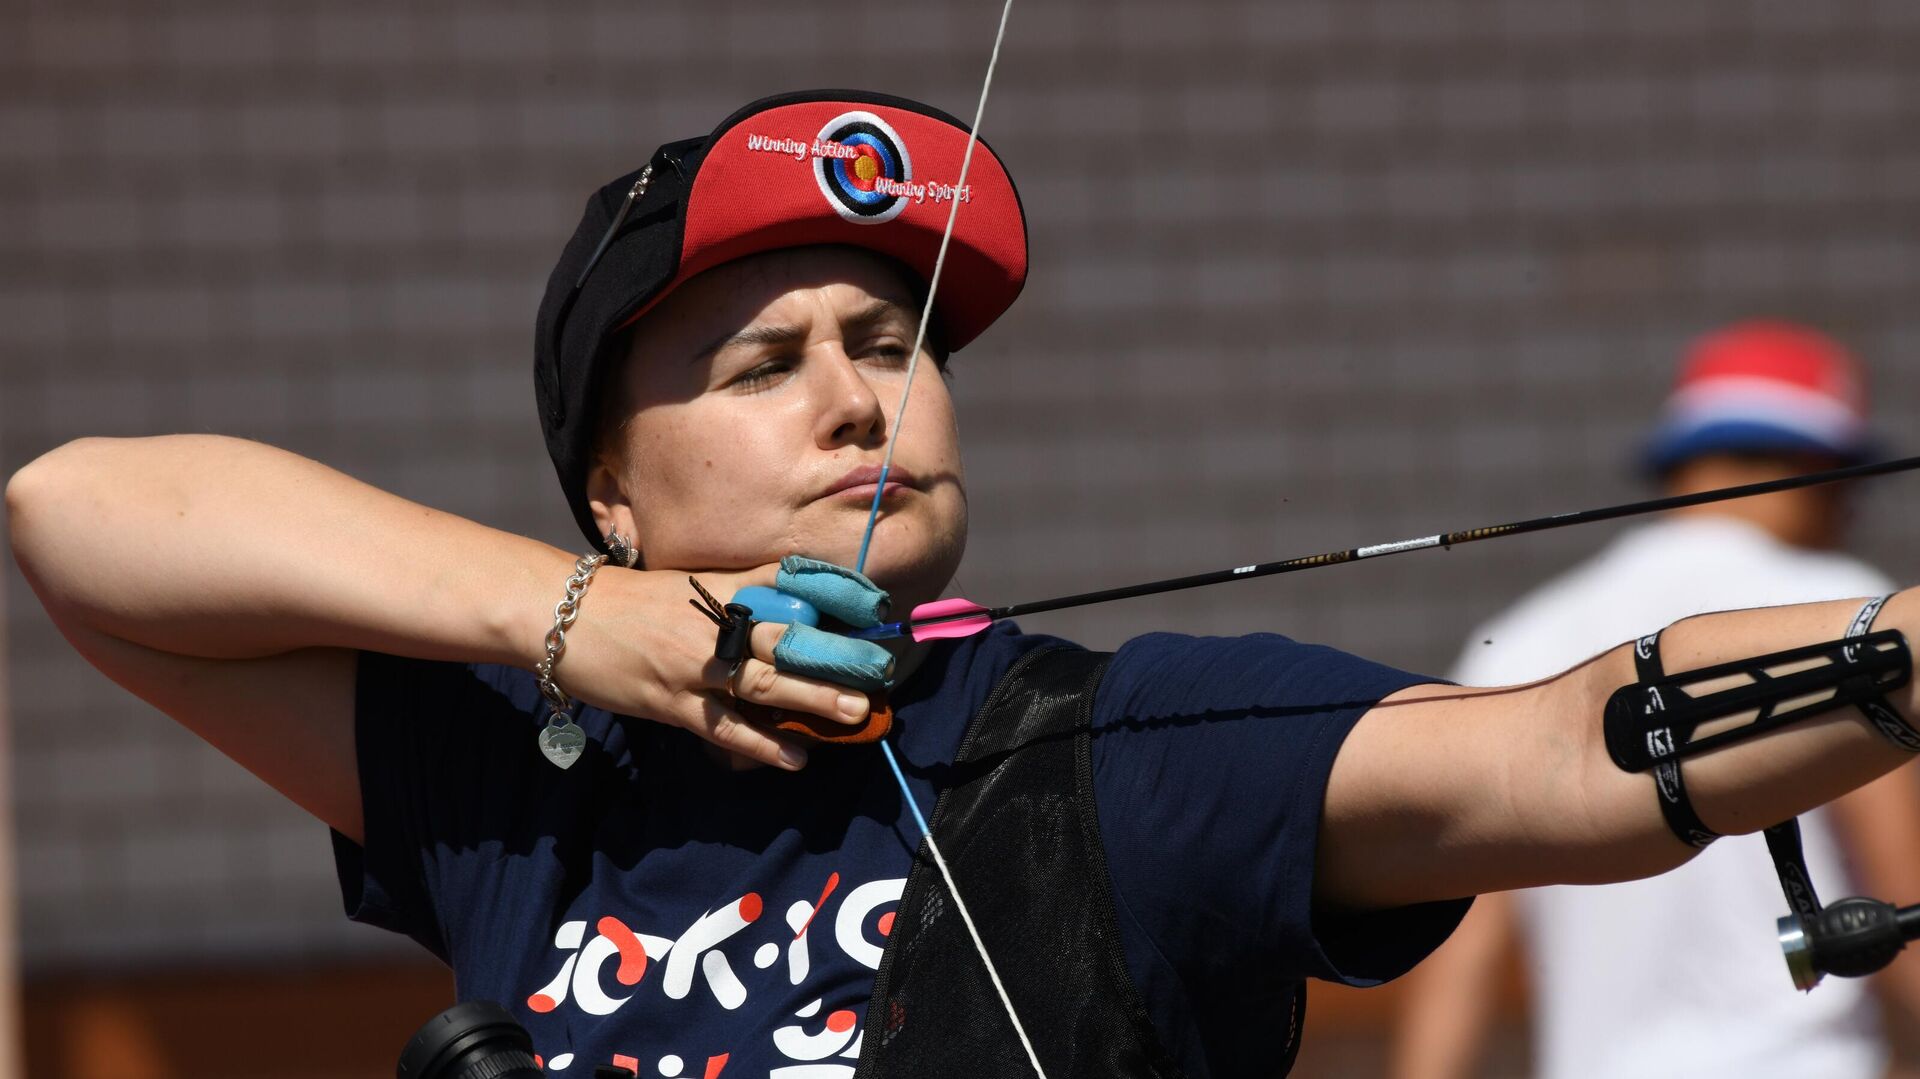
[334,623,1465,1078]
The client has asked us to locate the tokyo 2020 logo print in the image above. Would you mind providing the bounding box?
[812,111,913,225]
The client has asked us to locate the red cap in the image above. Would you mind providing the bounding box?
[535,90,1028,549]
[627,95,1028,347]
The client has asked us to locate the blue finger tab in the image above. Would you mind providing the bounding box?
[776,556,892,627]
[773,623,895,691]
[728,586,821,627]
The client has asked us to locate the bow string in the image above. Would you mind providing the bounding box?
[846,4,1050,1077]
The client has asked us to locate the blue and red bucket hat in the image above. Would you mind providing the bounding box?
[535,90,1029,549]
[1642,321,1881,475]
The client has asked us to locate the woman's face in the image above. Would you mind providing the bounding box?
[590,246,967,610]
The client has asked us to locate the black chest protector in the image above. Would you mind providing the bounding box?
[853,645,1304,1078]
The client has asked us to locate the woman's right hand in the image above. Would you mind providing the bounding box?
[555,563,877,770]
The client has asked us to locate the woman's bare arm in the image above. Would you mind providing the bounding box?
[6,435,871,840]
[7,435,563,840]
[1319,591,1920,910]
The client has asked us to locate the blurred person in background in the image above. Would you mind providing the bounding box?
[1391,321,1920,1079]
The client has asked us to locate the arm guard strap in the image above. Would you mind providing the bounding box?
[1617,630,1721,848]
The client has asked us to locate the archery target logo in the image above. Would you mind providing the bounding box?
[812,111,913,224]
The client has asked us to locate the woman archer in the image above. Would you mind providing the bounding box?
[9,90,1920,1078]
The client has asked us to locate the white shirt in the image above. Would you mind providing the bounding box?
[1452,515,1893,1079]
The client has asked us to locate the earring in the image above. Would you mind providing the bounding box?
[604,531,639,568]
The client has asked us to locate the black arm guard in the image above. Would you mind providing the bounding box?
[1604,628,1912,773]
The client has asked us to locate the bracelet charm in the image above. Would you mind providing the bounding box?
[533,552,608,770]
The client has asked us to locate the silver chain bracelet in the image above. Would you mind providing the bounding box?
[533,552,608,770]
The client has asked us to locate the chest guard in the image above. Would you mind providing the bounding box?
[854,645,1248,1079]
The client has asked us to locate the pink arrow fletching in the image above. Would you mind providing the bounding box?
[906,598,992,641]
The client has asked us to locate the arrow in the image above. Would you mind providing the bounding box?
[852,453,1920,642]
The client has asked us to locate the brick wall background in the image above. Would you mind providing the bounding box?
[4,0,1919,1010]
